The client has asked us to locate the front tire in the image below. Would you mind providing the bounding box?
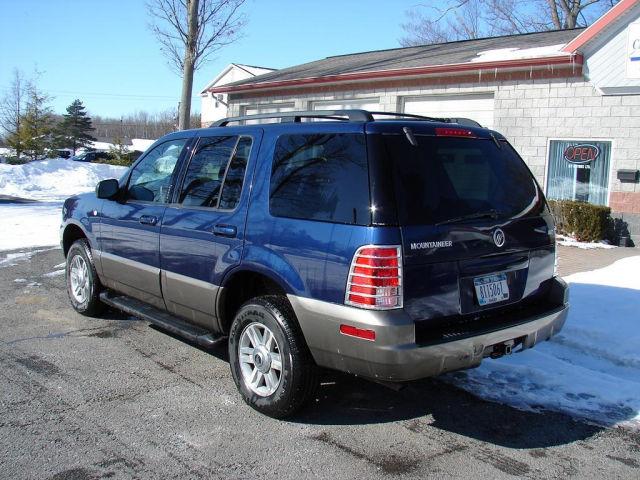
[66,239,104,316]
[229,295,318,418]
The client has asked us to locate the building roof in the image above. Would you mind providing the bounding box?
[210,29,584,93]
[563,0,640,52]
[199,63,275,94]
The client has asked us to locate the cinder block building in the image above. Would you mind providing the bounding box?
[203,0,640,243]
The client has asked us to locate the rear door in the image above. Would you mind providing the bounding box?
[371,127,555,323]
[159,130,261,329]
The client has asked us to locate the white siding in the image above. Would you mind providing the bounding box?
[584,6,640,93]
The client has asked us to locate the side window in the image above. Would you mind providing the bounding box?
[269,133,370,225]
[219,136,252,210]
[179,136,237,207]
[127,139,187,203]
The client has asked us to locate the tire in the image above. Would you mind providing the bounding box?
[229,295,318,418]
[66,239,104,316]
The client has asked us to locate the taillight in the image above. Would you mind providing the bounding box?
[345,245,402,310]
[435,127,476,138]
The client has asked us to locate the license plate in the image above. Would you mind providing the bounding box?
[474,273,509,306]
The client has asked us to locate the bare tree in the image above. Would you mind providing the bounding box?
[0,69,27,157]
[147,0,247,130]
[91,110,200,141]
[400,0,619,46]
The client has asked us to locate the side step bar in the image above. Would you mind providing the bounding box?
[99,291,226,348]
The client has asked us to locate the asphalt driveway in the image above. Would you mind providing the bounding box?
[0,248,638,479]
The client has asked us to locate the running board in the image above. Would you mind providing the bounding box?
[99,291,225,348]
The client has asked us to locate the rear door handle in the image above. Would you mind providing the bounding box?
[139,215,158,226]
[212,224,237,237]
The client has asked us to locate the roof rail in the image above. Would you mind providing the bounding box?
[211,109,374,127]
[209,109,483,128]
[368,112,482,128]
[366,111,447,122]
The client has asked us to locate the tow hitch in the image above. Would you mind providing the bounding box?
[490,339,515,359]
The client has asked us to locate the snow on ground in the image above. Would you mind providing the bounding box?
[0,204,63,252]
[557,234,617,250]
[447,256,640,428]
[131,138,155,151]
[0,158,127,251]
[0,247,60,267]
[471,43,567,63]
[0,158,126,202]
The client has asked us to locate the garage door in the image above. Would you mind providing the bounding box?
[312,98,380,112]
[402,93,495,129]
[243,103,295,124]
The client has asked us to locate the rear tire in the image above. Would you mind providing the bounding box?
[229,295,318,418]
[66,239,104,316]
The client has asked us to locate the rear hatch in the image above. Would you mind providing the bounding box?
[367,123,557,342]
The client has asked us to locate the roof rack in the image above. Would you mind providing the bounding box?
[210,109,482,128]
[211,110,372,127]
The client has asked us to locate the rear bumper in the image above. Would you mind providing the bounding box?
[289,277,568,382]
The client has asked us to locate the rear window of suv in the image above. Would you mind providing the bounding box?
[382,135,545,226]
[270,133,370,225]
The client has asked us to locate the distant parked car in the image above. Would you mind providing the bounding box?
[56,149,72,159]
[72,151,112,162]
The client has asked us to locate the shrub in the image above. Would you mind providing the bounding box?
[6,156,29,165]
[93,151,138,167]
[548,199,612,242]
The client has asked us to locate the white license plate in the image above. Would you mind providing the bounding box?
[474,273,509,306]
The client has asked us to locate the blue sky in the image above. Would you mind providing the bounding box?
[0,0,420,118]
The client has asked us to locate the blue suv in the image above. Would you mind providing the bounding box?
[61,110,569,417]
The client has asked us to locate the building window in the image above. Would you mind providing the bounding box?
[546,140,612,206]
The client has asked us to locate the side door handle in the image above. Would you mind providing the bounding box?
[139,215,158,226]
[212,224,237,237]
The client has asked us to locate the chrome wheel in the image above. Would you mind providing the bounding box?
[69,254,90,304]
[239,322,283,397]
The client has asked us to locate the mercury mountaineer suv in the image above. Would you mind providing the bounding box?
[60,110,569,418]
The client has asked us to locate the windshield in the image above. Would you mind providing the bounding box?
[383,135,545,226]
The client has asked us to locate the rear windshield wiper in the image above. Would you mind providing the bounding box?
[435,209,501,226]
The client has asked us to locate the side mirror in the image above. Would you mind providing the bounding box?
[96,179,120,199]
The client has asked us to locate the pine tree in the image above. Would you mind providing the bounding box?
[58,99,96,155]
[20,84,55,161]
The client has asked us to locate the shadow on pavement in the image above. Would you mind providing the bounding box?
[143,316,601,449]
[293,370,602,449]
[126,314,604,450]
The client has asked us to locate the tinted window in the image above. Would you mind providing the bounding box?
[179,136,237,207]
[127,139,187,203]
[384,135,544,225]
[219,136,252,210]
[270,134,370,225]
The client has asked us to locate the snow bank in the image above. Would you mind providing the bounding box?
[0,158,127,251]
[471,43,567,63]
[447,256,640,428]
[0,204,64,252]
[557,234,616,250]
[0,158,127,202]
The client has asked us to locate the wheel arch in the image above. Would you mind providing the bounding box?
[62,222,90,257]
[217,267,292,335]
